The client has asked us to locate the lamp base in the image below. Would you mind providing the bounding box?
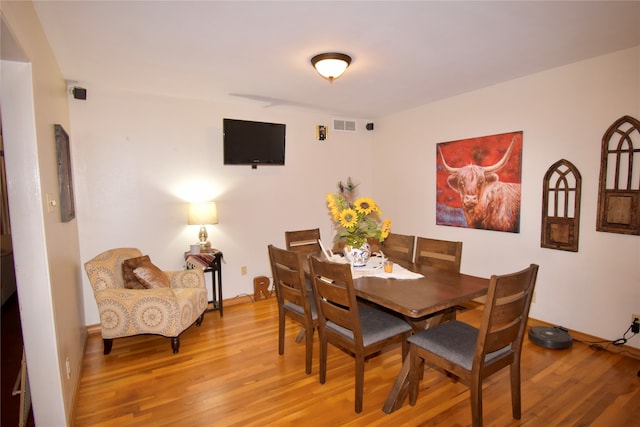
[198,225,208,246]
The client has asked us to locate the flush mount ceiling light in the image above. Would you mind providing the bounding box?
[311,52,352,82]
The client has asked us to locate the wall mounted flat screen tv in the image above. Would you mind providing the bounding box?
[223,118,286,166]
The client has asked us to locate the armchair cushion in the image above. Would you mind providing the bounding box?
[134,260,171,289]
[122,255,150,289]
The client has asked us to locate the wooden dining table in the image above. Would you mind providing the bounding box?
[351,259,490,413]
[303,253,490,413]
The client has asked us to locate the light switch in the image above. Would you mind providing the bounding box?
[46,193,57,213]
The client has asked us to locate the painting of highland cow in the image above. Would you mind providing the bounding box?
[436,131,523,233]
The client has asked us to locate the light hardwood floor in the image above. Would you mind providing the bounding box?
[73,297,640,426]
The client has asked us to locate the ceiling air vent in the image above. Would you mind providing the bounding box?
[333,119,357,132]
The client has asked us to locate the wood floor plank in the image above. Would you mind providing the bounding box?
[73,298,640,426]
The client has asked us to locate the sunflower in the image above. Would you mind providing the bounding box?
[339,208,359,229]
[329,205,341,221]
[354,197,376,215]
[380,219,392,239]
[326,193,337,208]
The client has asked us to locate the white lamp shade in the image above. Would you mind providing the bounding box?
[314,59,348,80]
[188,201,218,225]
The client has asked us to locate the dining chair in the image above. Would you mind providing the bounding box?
[284,228,322,255]
[381,232,415,263]
[414,237,463,272]
[413,237,463,324]
[309,255,412,413]
[407,264,539,427]
[268,244,318,374]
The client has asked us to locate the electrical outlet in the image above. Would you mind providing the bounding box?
[632,314,640,323]
[240,266,247,276]
[632,314,640,334]
[65,357,71,379]
[531,291,537,303]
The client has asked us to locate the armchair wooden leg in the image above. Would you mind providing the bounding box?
[171,337,180,354]
[103,338,113,355]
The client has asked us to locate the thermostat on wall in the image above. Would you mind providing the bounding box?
[316,125,327,141]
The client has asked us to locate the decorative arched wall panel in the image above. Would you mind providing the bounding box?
[596,115,640,235]
[541,159,582,251]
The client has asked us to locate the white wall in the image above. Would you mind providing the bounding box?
[73,47,639,350]
[2,2,84,425]
[69,87,375,325]
[373,46,640,349]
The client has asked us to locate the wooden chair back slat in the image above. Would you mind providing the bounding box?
[310,258,360,336]
[382,232,415,262]
[414,237,462,272]
[285,228,322,255]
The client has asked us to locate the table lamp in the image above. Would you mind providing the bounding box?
[188,201,218,248]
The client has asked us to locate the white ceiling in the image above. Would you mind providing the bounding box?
[32,1,640,119]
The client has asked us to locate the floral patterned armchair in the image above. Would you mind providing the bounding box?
[84,248,208,354]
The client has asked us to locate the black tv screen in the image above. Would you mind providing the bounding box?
[223,118,286,166]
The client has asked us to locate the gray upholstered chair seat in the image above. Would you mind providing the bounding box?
[327,304,412,347]
[283,293,317,319]
[408,320,511,371]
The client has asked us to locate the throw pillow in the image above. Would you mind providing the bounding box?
[133,260,171,289]
[122,255,150,289]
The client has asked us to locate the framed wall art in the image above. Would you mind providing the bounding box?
[596,115,640,235]
[436,131,523,233]
[541,159,582,251]
[55,124,75,222]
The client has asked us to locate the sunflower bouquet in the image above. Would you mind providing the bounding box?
[325,178,391,248]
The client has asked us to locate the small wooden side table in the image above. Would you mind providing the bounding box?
[184,250,224,316]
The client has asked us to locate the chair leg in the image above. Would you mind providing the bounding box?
[355,355,365,413]
[103,338,113,355]
[304,326,314,375]
[319,334,327,384]
[278,312,285,356]
[196,313,205,326]
[510,361,522,419]
[408,345,421,406]
[171,337,180,354]
[470,376,483,427]
[401,339,409,360]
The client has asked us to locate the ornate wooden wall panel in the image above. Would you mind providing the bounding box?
[596,115,640,235]
[541,159,581,251]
